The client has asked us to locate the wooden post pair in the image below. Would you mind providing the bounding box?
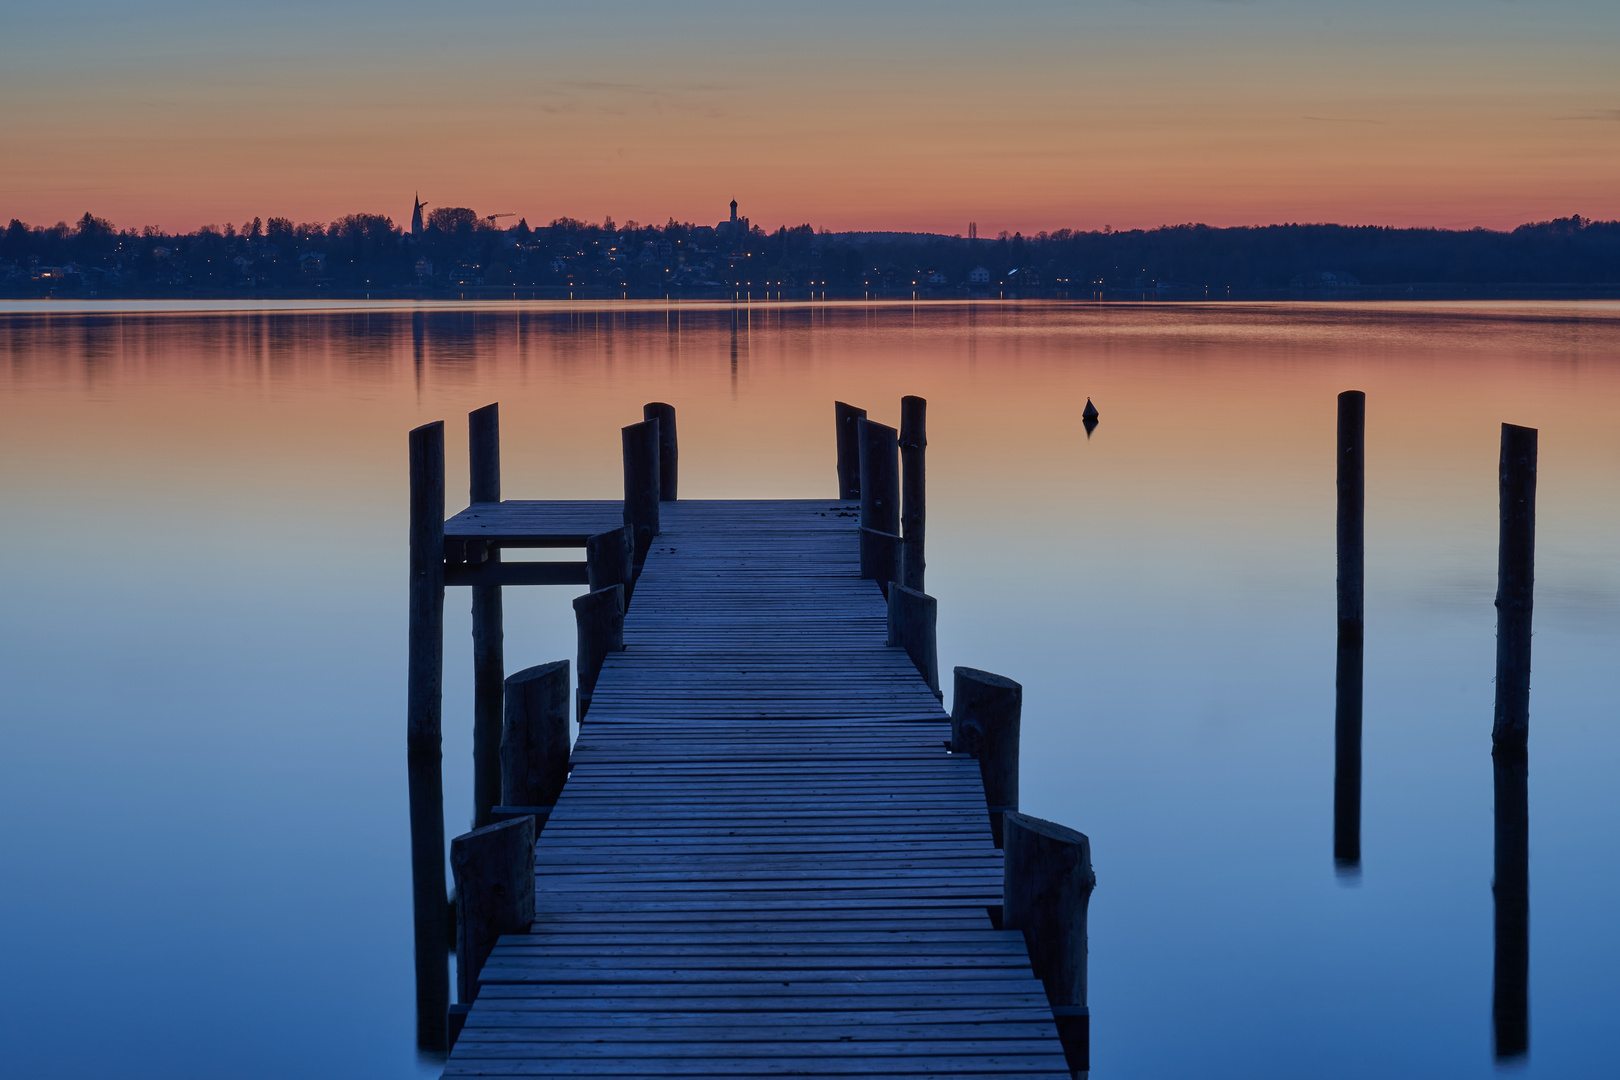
[841,396,925,594]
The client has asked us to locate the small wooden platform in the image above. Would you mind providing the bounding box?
[444,499,1072,1077]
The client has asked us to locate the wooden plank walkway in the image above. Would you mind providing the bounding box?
[444,499,1072,1077]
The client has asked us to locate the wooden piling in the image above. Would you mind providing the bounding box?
[406,420,449,1050]
[501,660,571,809]
[586,524,635,605]
[1334,390,1364,871]
[642,402,678,500]
[1492,747,1529,1059]
[886,583,939,697]
[1493,423,1537,749]
[834,401,867,500]
[859,526,901,593]
[858,418,900,537]
[450,816,537,1007]
[622,419,661,565]
[469,403,504,829]
[899,395,926,593]
[951,667,1021,847]
[1003,811,1095,1076]
[573,584,625,720]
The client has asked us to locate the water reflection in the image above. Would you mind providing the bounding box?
[1492,747,1530,1062]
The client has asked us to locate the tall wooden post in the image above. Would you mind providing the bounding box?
[586,524,635,604]
[501,660,571,809]
[469,403,504,829]
[622,418,661,566]
[899,395,926,593]
[952,667,1021,848]
[573,584,625,720]
[835,401,867,500]
[1493,424,1537,749]
[886,583,939,697]
[1003,811,1095,1075]
[642,402,678,500]
[858,418,899,584]
[450,816,536,1006]
[1492,749,1529,1059]
[406,420,449,1051]
[1334,391,1364,871]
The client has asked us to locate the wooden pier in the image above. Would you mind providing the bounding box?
[408,402,1093,1077]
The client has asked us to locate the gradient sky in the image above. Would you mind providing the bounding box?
[3,1,1617,234]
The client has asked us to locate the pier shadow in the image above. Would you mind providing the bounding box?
[1332,627,1362,879]
[1493,746,1529,1062]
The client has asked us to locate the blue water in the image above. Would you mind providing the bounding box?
[0,300,1615,1077]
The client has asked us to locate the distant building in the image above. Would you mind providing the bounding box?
[411,194,425,239]
[299,252,326,276]
[717,198,750,250]
[968,265,990,284]
[414,258,433,281]
[927,270,947,284]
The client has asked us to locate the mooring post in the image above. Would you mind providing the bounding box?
[406,420,449,1051]
[859,526,901,594]
[952,667,1021,847]
[1003,811,1095,1077]
[1334,390,1365,871]
[835,401,867,500]
[642,402,678,500]
[886,582,939,697]
[858,418,899,583]
[622,418,661,567]
[501,659,571,812]
[573,584,625,720]
[899,395,926,593]
[450,816,536,1008]
[586,524,636,605]
[1493,423,1537,750]
[468,402,504,829]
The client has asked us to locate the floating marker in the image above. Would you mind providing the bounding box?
[1082,398,1099,421]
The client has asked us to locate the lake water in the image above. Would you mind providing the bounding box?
[0,300,1615,1078]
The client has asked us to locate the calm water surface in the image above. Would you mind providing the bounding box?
[1,300,1616,1078]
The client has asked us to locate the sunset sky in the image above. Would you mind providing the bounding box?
[3,0,1617,235]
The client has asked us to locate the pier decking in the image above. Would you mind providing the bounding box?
[443,498,1073,1076]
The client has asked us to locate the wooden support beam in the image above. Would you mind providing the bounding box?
[899,395,926,593]
[951,666,1021,847]
[622,419,661,564]
[1335,390,1365,871]
[642,402,678,501]
[1003,811,1094,1076]
[469,403,503,829]
[444,561,588,587]
[886,583,939,697]
[406,419,449,1051]
[573,584,625,720]
[450,816,536,1007]
[858,526,900,593]
[858,418,900,539]
[834,401,867,500]
[586,524,635,605]
[501,660,571,809]
[1493,423,1537,749]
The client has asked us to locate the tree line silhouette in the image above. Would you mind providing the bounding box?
[3,208,1617,297]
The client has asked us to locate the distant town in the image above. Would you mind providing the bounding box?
[3,198,1618,300]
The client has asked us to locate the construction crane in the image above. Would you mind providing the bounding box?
[484,213,516,226]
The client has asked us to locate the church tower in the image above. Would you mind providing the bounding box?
[411,193,425,239]
[730,198,738,225]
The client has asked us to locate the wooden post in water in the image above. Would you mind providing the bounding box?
[858,418,899,583]
[501,660,570,809]
[834,401,866,500]
[406,420,449,1051]
[450,816,536,1007]
[1003,811,1095,1076]
[859,526,901,595]
[469,403,504,829]
[1492,748,1529,1059]
[1334,390,1365,871]
[952,667,1021,847]
[586,524,635,604]
[899,395,926,593]
[886,583,939,697]
[1493,423,1537,750]
[642,402,678,500]
[622,419,661,566]
[573,584,625,720]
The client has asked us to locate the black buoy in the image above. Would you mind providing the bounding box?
[1082,398,1099,422]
